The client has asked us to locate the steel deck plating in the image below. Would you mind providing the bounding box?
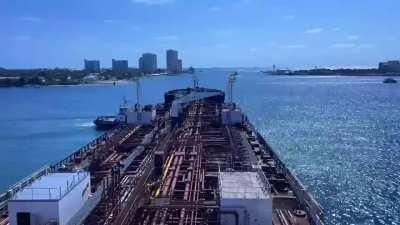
[0,87,324,225]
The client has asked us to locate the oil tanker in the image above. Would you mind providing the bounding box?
[0,85,325,225]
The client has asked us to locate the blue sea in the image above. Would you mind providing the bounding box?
[0,70,399,225]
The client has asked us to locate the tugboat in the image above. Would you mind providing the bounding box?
[187,66,195,74]
[93,80,155,130]
[93,97,129,130]
[93,116,117,130]
[383,77,398,83]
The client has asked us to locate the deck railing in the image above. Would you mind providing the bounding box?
[0,126,122,211]
[51,125,123,171]
[0,166,51,209]
[257,169,272,196]
[245,119,325,225]
[66,180,105,225]
[9,171,89,201]
[12,187,61,200]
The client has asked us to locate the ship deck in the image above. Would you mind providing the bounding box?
[0,89,324,225]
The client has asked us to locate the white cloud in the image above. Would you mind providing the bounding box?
[280,44,307,49]
[131,0,174,5]
[283,15,296,21]
[237,0,251,4]
[266,42,278,47]
[347,35,360,41]
[331,43,356,48]
[103,19,125,23]
[232,0,252,7]
[15,35,31,41]
[156,35,179,41]
[359,43,375,49]
[131,25,141,31]
[331,43,375,49]
[214,29,234,37]
[215,43,228,48]
[249,47,261,52]
[18,17,41,23]
[209,6,222,12]
[305,27,323,34]
[266,42,306,49]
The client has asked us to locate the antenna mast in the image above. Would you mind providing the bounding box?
[192,74,199,89]
[134,78,141,111]
[228,73,236,103]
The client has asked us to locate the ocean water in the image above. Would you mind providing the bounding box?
[0,70,399,225]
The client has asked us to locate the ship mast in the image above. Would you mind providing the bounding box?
[192,74,199,89]
[228,73,236,104]
[134,78,142,111]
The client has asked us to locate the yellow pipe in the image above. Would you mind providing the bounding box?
[155,154,174,197]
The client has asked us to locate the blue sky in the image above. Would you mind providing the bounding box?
[1,0,399,69]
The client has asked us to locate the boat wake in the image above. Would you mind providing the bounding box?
[75,122,94,128]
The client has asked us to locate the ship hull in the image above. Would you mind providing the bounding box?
[93,116,118,130]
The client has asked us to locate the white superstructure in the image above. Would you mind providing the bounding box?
[221,104,244,125]
[8,172,90,225]
[125,108,155,125]
[170,89,223,118]
[219,172,272,225]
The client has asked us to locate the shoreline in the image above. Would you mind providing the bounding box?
[0,72,193,88]
[0,80,134,88]
[1,73,398,88]
[267,73,400,77]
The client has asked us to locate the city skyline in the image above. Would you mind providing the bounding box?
[1,0,400,69]
[166,49,182,73]
[84,49,183,70]
[139,52,157,73]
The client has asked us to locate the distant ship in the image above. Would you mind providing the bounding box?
[187,66,195,74]
[93,98,129,130]
[93,100,155,130]
[261,70,273,74]
[93,116,118,130]
[383,77,398,83]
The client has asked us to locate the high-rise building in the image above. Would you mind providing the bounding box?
[379,60,400,73]
[139,53,157,74]
[166,49,182,73]
[177,59,182,73]
[112,59,129,72]
[84,59,100,73]
[167,49,178,72]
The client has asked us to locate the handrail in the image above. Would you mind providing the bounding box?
[59,172,89,199]
[245,120,325,225]
[257,169,272,196]
[218,171,271,200]
[1,166,51,206]
[10,171,89,201]
[51,125,123,171]
[12,187,61,200]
